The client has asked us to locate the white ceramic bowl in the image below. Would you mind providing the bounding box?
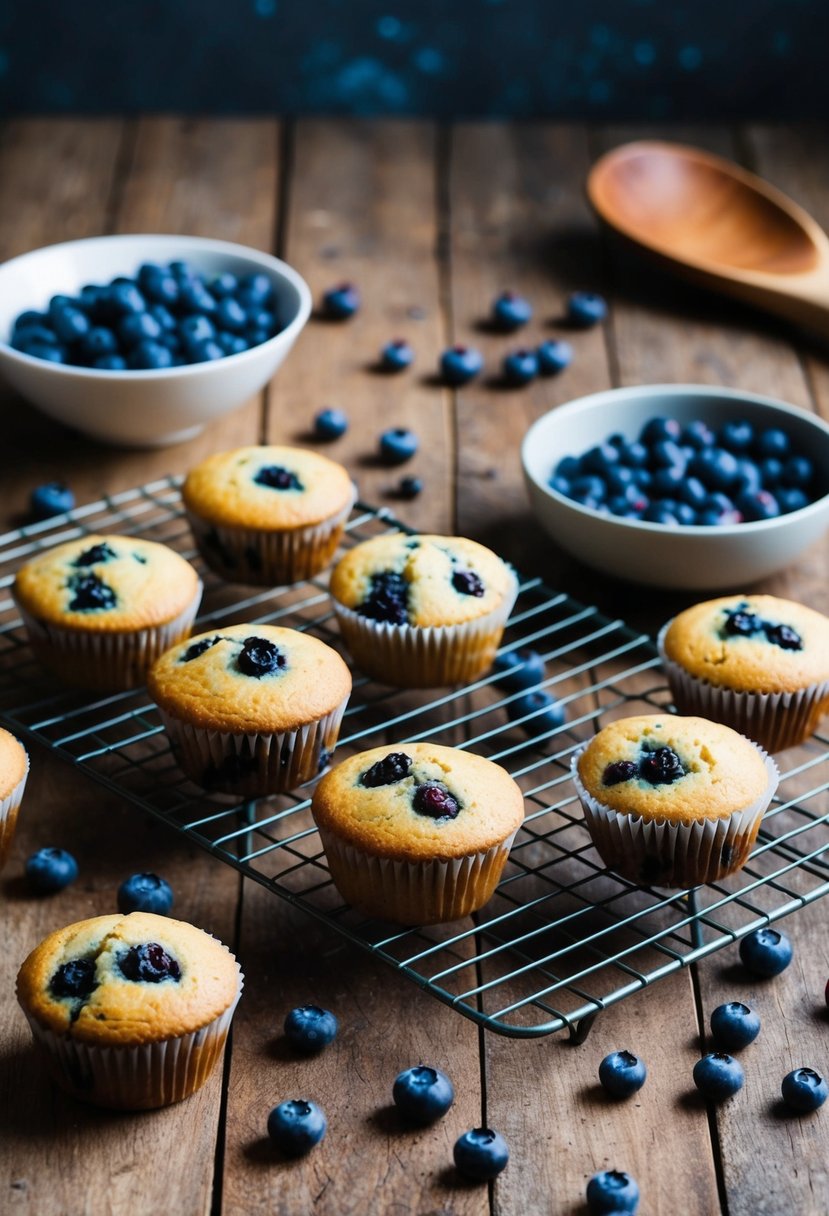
[0,234,312,447]
[521,384,829,590]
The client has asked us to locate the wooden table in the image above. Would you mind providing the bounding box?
[1,118,828,1216]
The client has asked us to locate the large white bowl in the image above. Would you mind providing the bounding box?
[521,384,829,590]
[0,234,312,447]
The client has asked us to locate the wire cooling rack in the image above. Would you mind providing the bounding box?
[1,478,828,1041]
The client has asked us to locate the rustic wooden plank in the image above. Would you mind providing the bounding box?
[223,119,485,1216]
[0,117,280,517]
[448,122,721,1216]
[264,119,452,532]
[0,116,283,1216]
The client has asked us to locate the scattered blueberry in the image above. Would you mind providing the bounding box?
[598,1050,647,1098]
[284,1005,339,1052]
[537,338,573,374]
[453,1128,509,1181]
[492,290,533,330]
[586,1169,639,1214]
[440,344,483,385]
[710,1002,761,1051]
[25,847,79,894]
[117,872,174,915]
[379,427,418,465]
[781,1068,828,1113]
[693,1052,745,1100]
[396,475,423,499]
[567,291,608,327]
[267,1100,327,1155]
[380,338,414,371]
[503,348,539,386]
[507,689,566,735]
[30,482,76,520]
[322,282,360,319]
[492,647,545,690]
[392,1065,455,1123]
[739,927,793,977]
[313,407,349,441]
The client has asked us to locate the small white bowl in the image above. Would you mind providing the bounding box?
[521,384,829,590]
[0,234,312,448]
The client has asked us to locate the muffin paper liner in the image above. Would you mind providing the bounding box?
[15,583,203,692]
[159,693,350,797]
[186,488,356,587]
[570,740,779,889]
[657,622,829,753]
[0,757,29,872]
[331,571,519,688]
[21,970,243,1111]
[316,829,518,925]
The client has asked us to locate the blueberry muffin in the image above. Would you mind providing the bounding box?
[147,623,352,796]
[572,714,778,888]
[0,728,29,871]
[311,742,525,924]
[12,534,202,691]
[16,912,243,1110]
[659,595,829,752]
[329,533,518,687]
[182,444,356,586]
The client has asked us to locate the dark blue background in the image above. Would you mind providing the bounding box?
[0,0,826,119]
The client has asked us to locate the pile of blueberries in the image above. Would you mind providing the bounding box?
[9,261,283,370]
[551,416,820,526]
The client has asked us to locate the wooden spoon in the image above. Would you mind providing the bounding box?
[587,140,829,340]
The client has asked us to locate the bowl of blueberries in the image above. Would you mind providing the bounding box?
[521,383,829,590]
[0,234,312,447]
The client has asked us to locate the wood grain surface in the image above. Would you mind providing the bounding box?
[1,117,828,1216]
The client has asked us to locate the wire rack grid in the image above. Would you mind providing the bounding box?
[1,477,828,1042]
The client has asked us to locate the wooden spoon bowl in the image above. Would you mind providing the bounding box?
[587,141,829,339]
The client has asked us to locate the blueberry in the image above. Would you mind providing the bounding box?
[440,344,484,385]
[641,416,681,446]
[412,781,460,820]
[397,475,422,499]
[710,1002,761,1051]
[141,271,180,307]
[361,751,413,787]
[94,354,128,370]
[210,272,239,298]
[379,427,418,465]
[118,942,181,983]
[244,307,277,334]
[246,326,271,348]
[239,272,273,304]
[568,474,607,507]
[642,502,681,524]
[672,501,697,525]
[651,466,687,497]
[781,455,814,488]
[267,1100,327,1156]
[322,282,360,319]
[48,293,80,317]
[119,311,163,347]
[602,760,639,785]
[189,339,225,363]
[693,1052,744,1100]
[216,332,248,356]
[68,572,116,611]
[393,1065,455,1123]
[639,745,684,784]
[51,307,90,344]
[507,689,566,735]
[236,635,287,678]
[117,872,174,915]
[107,281,146,316]
[765,622,803,650]
[284,1005,339,1052]
[359,571,409,625]
[30,482,75,519]
[732,457,762,495]
[554,455,581,481]
[759,456,784,487]
[739,927,793,977]
[582,443,620,474]
[452,569,485,597]
[453,1128,509,1181]
[586,1169,639,1214]
[598,1050,647,1098]
[493,647,545,690]
[567,291,607,327]
[314,407,349,441]
[26,847,79,894]
[50,958,97,1000]
[217,297,248,333]
[169,260,195,281]
[492,290,532,330]
[19,342,67,363]
[13,323,58,350]
[179,281,217,315]
[777,487,809,514]
[650,439,686,470]
[13,309,48,331]
[130,340,175,370]
[620,440,649,468]
[781,1068,828,1113]
[736,489,781,521]
[179,315,216,347]
[689,447,739,490]
[719,420,755,452]
[79,326,119,360]
[380,338,414,371]
[149,303,177,333]
[756,427,790,459]
[682,420,715,449]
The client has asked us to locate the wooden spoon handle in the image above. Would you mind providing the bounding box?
[725,269,829,342]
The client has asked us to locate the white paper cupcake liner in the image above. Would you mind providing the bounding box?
[571,740,779,889]
[658,622,829,753]
[16,583,203,692]
[317,829,518,925]
[22,972,243,1111]
[187,489,356,587]
[159,693,350,796]
[332,571,519,688]
[0,757,29,871]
